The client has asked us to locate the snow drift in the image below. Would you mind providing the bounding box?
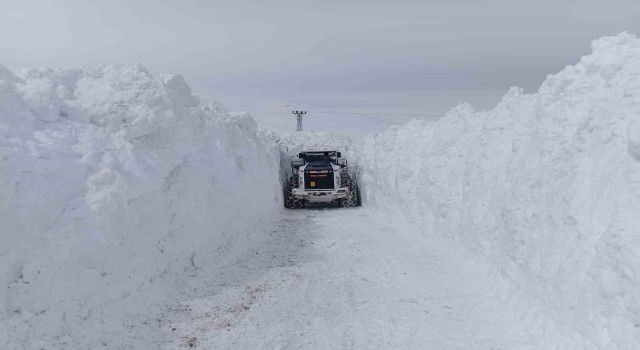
[356,32,640,349]
[0,64,281,349]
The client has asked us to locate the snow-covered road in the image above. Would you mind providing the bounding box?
[5,33,640,349]
[164,208,555,350]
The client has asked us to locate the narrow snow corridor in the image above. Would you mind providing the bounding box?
[164,208,556,350]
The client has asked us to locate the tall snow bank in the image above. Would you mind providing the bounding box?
[356,33,640,349]
[0,64,282,349]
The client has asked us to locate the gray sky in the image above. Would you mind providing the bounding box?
[2,0,640,135]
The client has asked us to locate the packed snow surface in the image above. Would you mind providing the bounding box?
[356,32,640,349]
[165,208,571,349]
[0,64,281,349]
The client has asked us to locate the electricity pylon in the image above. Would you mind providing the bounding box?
[292,110,307,131]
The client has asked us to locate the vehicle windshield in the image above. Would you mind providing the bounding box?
[305,154,332,163]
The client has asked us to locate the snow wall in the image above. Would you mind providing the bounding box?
[0,64,282,349]
[356,33,640,349]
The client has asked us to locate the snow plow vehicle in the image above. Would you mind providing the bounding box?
[284,150,360,209]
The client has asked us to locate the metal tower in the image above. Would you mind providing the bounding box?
[291,110,307,131]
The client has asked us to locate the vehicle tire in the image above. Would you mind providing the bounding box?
[284,177,305,209]
[340,177,359,208]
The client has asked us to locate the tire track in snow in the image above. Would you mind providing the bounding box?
[164,208,563,349]
[162,209,319,349]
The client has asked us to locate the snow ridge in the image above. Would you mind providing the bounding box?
[0,64,282,349]
[356,32,640,349]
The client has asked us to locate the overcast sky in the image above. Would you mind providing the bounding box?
[2,0,640,135]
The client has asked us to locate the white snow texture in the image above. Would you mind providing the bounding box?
[0,64,281,349]
[3,32,640,350]
[356,33,640,349]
